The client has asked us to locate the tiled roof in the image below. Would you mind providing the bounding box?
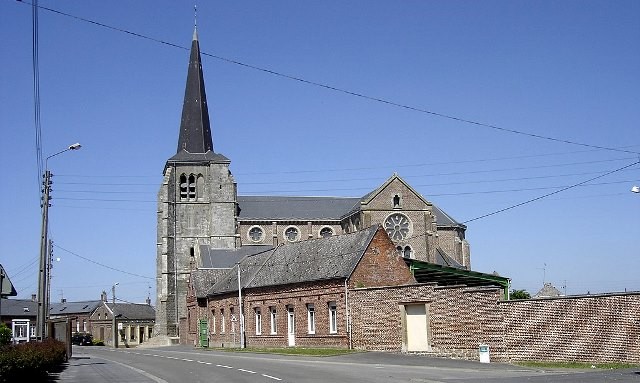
[191,269,228,299]
[434,248,464,269]
[209,225,380,295]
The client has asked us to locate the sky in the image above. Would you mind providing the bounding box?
[1,0,639,305]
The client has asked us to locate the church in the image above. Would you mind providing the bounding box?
[155,28,471,339]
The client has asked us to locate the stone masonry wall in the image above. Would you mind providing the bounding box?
[501,292,640,364]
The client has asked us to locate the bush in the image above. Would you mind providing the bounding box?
[0,324,11,347]
[92,339,105,346]
[0,338,67,382]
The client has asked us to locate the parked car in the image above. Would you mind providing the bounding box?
[71,333,93,346]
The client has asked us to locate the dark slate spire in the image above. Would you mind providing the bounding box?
[176,27,213,154]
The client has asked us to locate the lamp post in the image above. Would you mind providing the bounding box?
[36,143,81,340]
[112,282,119,348]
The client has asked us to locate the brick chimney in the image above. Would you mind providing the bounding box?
[101,291,107,302]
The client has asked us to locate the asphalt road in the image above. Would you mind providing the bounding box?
[51,345,640,383]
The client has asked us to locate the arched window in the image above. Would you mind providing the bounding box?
[393,194,401,208]
[196,175,205,200]
[403,246,414,259]
[179,174,188,199]
[319,227,333,238]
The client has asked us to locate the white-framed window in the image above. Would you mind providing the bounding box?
[319,226,333,238]
[76,321,80,333]
[255,308,262,335]
[230,307,236,334]
[329,302,338,334]
[270,306,277,334]
[284,226,300,242]
[307,304,315,334]
[248,226,265,242]
[211,310,216,334]
[82,320,87,332]
[221,308,226,333]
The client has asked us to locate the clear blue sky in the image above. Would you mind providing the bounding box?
[1,0,639,304]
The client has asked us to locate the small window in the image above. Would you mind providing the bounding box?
[270,307,277,334]
[319,227,333,238]
[307,304,315,334]
[255,308,262,335]
[403,245,414,259]
[284,226,300,242]
[329,302,338,334]
[248,226,264,242]
[221,308,226,333]
[393,194,400,208]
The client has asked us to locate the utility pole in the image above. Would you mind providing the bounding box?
[36,170,52,340]
[112,282,119,348]
[36,143,81,341]
[237,263,245,348]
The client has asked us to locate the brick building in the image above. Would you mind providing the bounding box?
[184,225,508,354]
[156,28,470,341]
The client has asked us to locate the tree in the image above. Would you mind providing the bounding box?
[510,289,531,300]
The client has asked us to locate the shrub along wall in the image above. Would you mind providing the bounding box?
[501,292,640,364]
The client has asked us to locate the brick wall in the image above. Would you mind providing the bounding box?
[501,292,640,364]
[349,284,505,359]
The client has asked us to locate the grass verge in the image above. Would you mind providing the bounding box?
[514,361,639,370]
[206,347,363,357]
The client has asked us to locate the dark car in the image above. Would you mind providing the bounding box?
[71,333,93,346]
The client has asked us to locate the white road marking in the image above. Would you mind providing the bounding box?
[262,374,282,381]
[181,358,194,362]
[217,364,233,369]
[237,368,256,374]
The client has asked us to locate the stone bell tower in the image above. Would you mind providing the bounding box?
[155,27,237,339]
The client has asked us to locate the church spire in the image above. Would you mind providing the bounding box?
[176,26,213,154]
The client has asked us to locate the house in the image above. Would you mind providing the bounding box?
[0,296,37,343]
[49,294,104,337]
[89,301,155,347]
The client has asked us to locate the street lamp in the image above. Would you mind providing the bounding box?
[36,143,81,340]
[112,282,119,348]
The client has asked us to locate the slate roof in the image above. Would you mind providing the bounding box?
[209,225,380,296]
[237,194,462,228]
[434,248,464,269]
[105,303,155,320]
[50,300,102,316]
[191,269,229,299]
[535,283,563,298]
[237,196,360,220]
[0,264,17,297]
[199,245,273,269]
[0,298,37,318]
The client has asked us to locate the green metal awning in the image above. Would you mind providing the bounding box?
[406,259,510,299]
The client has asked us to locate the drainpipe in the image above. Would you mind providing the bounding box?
[344,279,351,349]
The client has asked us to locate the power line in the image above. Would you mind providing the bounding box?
[53,244,154,280]
[462,161,640,224]
[20,1,640,156]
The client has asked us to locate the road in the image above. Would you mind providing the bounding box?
[52,345,640,383]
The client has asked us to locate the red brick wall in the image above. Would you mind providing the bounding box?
[349,284,505,359]
[348,227,416,288]
[501,292,640,364]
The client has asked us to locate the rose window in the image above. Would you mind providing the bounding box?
[384,213,411,241]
